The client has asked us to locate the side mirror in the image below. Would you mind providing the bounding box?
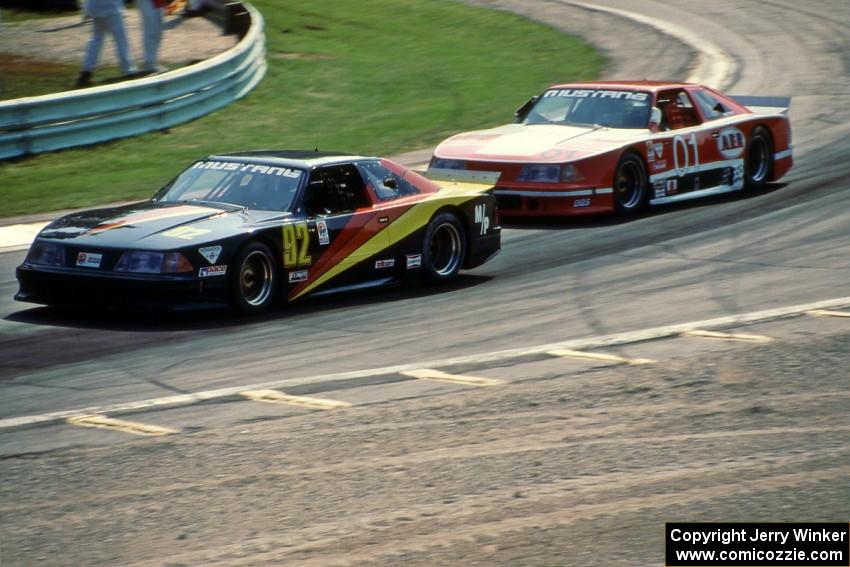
[649,107,663,130]
[382,176,397,190]
[713,102,728,114]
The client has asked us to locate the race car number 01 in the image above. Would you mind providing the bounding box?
[673,133,700,177]
[283,222,312,267]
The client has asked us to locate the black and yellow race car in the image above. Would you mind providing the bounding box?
[16,151,501,313]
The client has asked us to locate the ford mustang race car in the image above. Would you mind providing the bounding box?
[16,151,501,313]
[428,81,793,216]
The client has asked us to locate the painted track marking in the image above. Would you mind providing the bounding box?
[548,349,654,365]
[807,309,850,318]
[682,330,773,343]
[5,295,850,432]
[402,369,504,387]
[66,414,178,436]
[241,390,351,410]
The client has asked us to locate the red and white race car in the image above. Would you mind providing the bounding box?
[427,81,793,216]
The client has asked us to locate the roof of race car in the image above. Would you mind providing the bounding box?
[546,80,697,91]
[207,150,374,169]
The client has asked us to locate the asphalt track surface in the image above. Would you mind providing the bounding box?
[2,1,850,565]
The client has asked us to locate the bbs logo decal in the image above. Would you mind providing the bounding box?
[717,127,745,158]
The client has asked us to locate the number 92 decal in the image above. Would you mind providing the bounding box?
[282,222,312,267]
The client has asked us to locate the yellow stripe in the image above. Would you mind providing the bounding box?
[681,329,773,343]
[548,349,655,365]
[402,368,504,386]
[807,309,850,318]
[292,189,480,300]
[66,414,178,436]
[241,389,351,409]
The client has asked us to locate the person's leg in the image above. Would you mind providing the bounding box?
[78,15,107,86]
[138,0,163,72]
[106,10,137,76]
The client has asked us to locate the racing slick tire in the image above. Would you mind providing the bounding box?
[422,212,466,283]
[229,241,279,314]
[613,152,648,216]
[744,127,773,191]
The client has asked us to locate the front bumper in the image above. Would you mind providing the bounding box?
[15,264,228,308]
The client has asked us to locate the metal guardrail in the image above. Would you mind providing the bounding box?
[0,2,266,160]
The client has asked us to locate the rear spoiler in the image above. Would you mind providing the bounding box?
[424,168,501,192]
[730,95,791,116]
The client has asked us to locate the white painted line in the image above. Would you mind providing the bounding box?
[5,295,850,432]
[241,389,351,409]
[682,329,773,343]
[564,1,735,89]
[402,368,505,387]
[548,349,654,365]
[807,309,850,318]
[66,414,178,436]
[0,222,48,250]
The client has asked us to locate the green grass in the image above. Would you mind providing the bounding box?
[1,0,605,216]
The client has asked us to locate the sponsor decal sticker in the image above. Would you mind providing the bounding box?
[666,178,679,195]
[651,160,667,171]
[76,252,102,268]
[375,259,395,269]
[474,204,490,235]
[379,216,389,224]
[198,245,222,264]
[406,254,422,269]
[192,161,302,178]
[316,220,330,245]
[573,198,591,208]
[288,269,308,283]
[716,127,745,158]
[199,265,227,277]
[162,226,211,240]
[543,88,649,101]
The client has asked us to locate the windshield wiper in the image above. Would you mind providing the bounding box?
[179,199,247,212]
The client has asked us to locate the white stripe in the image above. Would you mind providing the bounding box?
[650,184,740,205]
[594,188,613,195]
[774,149,793,160]
[495,189,592,197]
[5,295,850,431]
[563,1,734,89]
[649,159,743,182]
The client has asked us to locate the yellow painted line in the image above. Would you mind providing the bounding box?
[402,368,505,387]
[681,329,773,343]
[66,414,178,436]
[241,389,352,409]
[548,349,654,365]
[807,309,850,318]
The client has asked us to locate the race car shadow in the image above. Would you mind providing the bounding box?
[5,274,494,332]
[501,182,788,230]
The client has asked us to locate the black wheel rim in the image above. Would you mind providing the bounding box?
[240,250,273,306]
[429,222,462,276]
[615,160,644,209]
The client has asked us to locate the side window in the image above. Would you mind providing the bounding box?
[302,164,370,216]
[656,89,701,130]
[692,89,731,121]
[357,160,420,201]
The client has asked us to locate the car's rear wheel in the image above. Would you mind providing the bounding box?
[229,241,278,314]
[422,212,465,283]
[613,152,648,216]
[745,127,773,191]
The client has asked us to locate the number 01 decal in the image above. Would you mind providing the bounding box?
[282,222,312,267]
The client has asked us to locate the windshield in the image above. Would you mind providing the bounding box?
[156,160,305,212]
[522,88,652,129]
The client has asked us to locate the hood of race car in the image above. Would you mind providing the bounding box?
[434,123,647,163]
[37,201,284,249]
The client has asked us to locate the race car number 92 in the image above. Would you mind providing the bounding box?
[283,222,312,267]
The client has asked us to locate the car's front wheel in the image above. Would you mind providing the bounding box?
[613,152,648,216]
[229,241,278,314]
[422,212,466,283]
